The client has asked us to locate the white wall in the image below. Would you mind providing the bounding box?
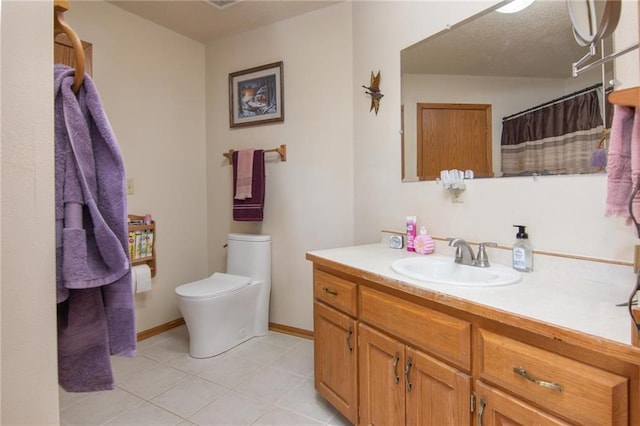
[615,0,640,89]
[67,2,208,332]
[1,1,59,423]
[353,1,639,262]
[205,3,354,331]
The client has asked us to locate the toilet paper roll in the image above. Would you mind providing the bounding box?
[131,264,152,293]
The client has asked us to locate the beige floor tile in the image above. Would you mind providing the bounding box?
[58,329,328,426]
[135,326,185,350]
[197,355,262,388]
[276,378,336,424]
[58,387,96,410]
[253,406,323,425]
[188,390,270,426]
[111,354,160,383]
[327,411,353,426]
[231,340,291,365]
[167,351,227,375]
[270,342,314,377]
[151,376,228,418]
[255,331,309,349]
[138,335,190,363]
[104,402,183,425]
[118,364,188,400]
[233,366,305,403]
[59,388,143,425]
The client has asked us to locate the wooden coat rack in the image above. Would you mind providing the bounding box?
[54,0,85,93]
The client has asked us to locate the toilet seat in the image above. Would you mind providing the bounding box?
[175,272,251,300]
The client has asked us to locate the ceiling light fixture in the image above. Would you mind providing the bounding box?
[205,0,239,10]
[496,0,535,14]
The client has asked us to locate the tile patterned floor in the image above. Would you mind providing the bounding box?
[59,326,351,426]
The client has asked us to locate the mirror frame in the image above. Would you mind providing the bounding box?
[567,0,621,46]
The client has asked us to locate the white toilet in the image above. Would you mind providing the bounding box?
[175,233,271,358]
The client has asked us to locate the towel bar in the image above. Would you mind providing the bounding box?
[223,144,286,163]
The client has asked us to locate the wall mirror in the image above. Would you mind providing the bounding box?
[401,0,614,182]
[567,0,620,46]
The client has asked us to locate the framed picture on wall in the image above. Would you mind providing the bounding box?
[229,61,284,128]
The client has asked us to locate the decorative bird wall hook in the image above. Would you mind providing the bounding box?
[362,70,383,115]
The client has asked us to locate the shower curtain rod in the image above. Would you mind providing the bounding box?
[502,83,606,121]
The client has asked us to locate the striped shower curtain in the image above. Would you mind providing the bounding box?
[501,89,604,176]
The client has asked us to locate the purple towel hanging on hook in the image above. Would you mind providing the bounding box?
[55,64,136,392]
[232,150,265,221]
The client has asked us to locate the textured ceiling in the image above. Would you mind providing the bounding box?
[108,0,591,79]
[107,0,340,43]
[401,1,589,79]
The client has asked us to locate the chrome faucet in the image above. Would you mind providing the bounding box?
[447,238,476,266]
[448,238,498,268]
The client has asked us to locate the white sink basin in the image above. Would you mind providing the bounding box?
[391,256,521,287]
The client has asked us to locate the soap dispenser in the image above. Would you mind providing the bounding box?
[512,225,532,272]
[414,226,435,255]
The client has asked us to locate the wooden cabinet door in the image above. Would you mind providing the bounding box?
[359,323,406,426]
[406,347,471,426]
[475,381,572,426]
[313,302,357,424]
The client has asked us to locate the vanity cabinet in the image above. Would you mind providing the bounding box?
[359,323,471,425]
[312,268,358,424]
[308,253,640,426]
[358,286,471,425]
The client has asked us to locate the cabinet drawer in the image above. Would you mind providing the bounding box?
[359,286,471,370]
[313,269,357,316]
[477,329,628,426]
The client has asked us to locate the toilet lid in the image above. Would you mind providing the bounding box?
[175,272,251,299]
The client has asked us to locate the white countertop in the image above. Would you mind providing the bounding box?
[308,243,636,346]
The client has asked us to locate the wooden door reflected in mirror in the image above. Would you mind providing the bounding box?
[416,103,493,180]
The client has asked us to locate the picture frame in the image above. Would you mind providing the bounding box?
[229,61,284,128]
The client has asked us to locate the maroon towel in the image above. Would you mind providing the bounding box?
[233,150,265,221]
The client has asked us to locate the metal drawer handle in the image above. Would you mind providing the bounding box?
[404,357,413,392]
[322,287,338,296]
[513,367,564,392]
[478,396,486,426]
[392,353,400,385]
[346,326,353,353]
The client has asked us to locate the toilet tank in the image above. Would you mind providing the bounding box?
[226,233,271,286]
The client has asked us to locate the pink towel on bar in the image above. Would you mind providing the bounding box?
[630,109,640,228]
[232,150,265,221]
[234,149,255,200]
[605,105,635,219]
